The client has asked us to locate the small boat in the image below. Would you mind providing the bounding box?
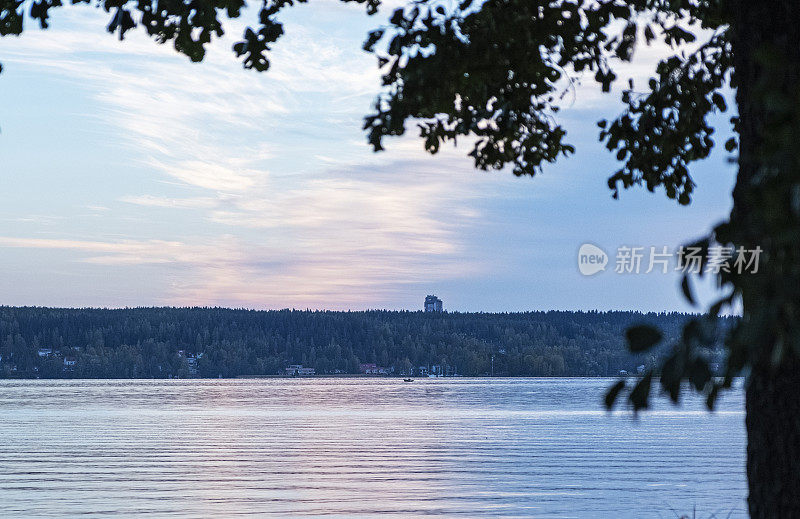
[403,378,414,382]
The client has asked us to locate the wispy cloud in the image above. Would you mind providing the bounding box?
[0,223,480,308]
[0,6,491,308]
[0,236,210,264]
[120,195,219,209]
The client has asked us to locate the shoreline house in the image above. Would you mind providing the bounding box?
[285,364,315,376]
[416,364,456,377]
[177,350,204,377]
[359,363,390,375]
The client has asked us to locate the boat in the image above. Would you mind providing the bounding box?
[403,378,414,382]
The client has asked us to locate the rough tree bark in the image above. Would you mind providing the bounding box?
[746,360,800,518]
[729,1,800,517]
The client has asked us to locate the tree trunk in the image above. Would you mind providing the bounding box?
[729,1,800,517]
[746,361,800,518]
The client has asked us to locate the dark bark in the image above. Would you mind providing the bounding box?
[746,360,800,518]
[729,1,800,517]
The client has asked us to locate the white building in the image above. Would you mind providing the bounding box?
[285,365,315,376]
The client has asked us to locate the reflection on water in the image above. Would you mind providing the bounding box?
[0,378,746,517]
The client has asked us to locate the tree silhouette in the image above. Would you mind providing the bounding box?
[1,0,798,516]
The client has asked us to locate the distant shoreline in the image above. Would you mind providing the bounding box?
[1,374,645,381]
[1,306,732,379]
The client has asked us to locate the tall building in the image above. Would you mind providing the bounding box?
[424,295,443,312]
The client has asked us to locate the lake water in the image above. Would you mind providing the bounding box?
[0,378,746,518]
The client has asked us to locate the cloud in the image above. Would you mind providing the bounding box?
[0,236,223,265]
[0,221,481,309]
[0,5,506,308]
[120,195,219,209]
[5,215,65,225]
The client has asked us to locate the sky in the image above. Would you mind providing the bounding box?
[0,2,738,312]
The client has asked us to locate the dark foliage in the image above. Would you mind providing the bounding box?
[0,306,727,381]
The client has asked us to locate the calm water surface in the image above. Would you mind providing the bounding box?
[0,378,746,518]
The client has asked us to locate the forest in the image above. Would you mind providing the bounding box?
[0,307,731,379]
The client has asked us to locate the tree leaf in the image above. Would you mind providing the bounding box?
[706,383,720,411]
[688,357,712,391]
[660,352,683,403]
[681,275,696,306]
[604,380,626,410]
[628,372,653,412]
[711,92,727,112]
[626,325,662,352]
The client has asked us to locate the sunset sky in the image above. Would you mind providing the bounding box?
[0,2,737,311]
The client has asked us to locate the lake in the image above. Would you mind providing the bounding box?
[0,378,746,518]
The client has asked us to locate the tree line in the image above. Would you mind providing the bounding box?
[0,306,730,379]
